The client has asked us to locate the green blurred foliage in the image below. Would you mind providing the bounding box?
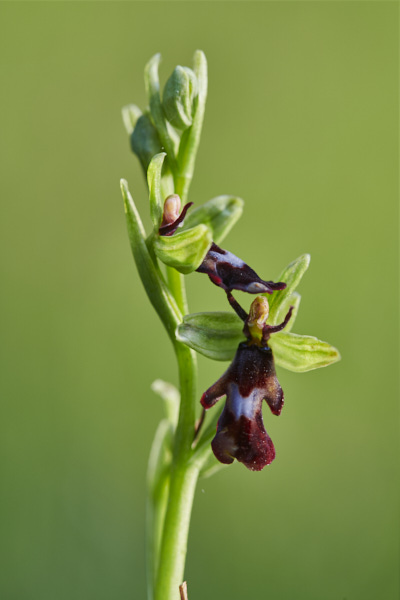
[0,3,397,600]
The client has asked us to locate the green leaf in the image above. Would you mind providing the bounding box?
[147,153,166,229]
[154,225,212,274]
[176,311,244,361]
[270,292,301,331]
[120,179,181,341]
[122,104,142,135]
[151,379,180,429]
[162,66,198,130]
[268,254,310,322]
[182,195,244,244]
[269,331,341,373]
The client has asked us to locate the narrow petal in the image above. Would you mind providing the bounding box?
[263,377,284,416]
[201,372,230,409]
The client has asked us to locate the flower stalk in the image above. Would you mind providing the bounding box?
[120,50,340,600]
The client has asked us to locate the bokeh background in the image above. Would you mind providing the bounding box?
[0,2,398,599]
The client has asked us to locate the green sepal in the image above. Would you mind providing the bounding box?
[270,291,301,331]
[131,113,164,175]
[147,153,166,230]
[154,224,212,274]
[182,195,244,245]
[268,254,310,322]
[269,331,341,372]
[176,311,244,361]
[122,104,142,135]
[162,66,198,131]
[151,379,179,429]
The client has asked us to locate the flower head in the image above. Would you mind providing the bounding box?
[201,297,293,471]
[197,243,286,294]
[202,342,283,470]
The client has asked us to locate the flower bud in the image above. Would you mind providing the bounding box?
[131,113,163,174]
[161,194,181,227]
[162,66,198,130]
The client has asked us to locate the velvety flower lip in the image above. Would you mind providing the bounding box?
[196,243,286,294]
[211,382,276,470]
[201,342,283,471]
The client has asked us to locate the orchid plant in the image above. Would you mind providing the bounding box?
[120,51,340,600]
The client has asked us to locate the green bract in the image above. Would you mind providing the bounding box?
[182,195,244,245]
[120,178,181,341]
[154,225,212,274]
[176,312,243,361]
[151,379,180,430]
[269,332,341,372]
[162,66,198,131]
[147,153,166,229]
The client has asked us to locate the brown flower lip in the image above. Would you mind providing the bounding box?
[201,343,283,471]
[196,243,287,294]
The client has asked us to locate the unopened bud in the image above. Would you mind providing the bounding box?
[161,194,181,227]
[246,296,270,342]
[162,66,198,130]
[131,113,163,174]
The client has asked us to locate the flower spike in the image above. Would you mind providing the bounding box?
[196,243,286,294]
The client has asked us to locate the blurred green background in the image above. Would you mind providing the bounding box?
[0,2,398,599]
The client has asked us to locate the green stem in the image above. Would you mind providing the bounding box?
[154,459,199,600]
[154,272,199,600]
[143,53,208,598]
[166,267,189,315]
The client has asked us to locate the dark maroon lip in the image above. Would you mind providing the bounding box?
[196,242,287,295]
[201,343,284,471]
